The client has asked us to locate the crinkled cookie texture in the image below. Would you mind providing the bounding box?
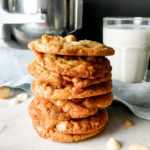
[31,98,98,120]
[28,102,108,135]
[31,79,112,99]
[31,92,113,120]
[46,92,113,109]
[33,50,112,79]
[33,121,105,143]
[28,35,114,56]
[28,60,112,88]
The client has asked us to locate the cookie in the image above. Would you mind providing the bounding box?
[28,35,114,56]
[32,92,113,120]
[33,50,112,79]
[41,92,113,110]
[33,121,105,143]
[33,92,113,119]
[62,72,112,88]
[29,99,71,121]
[81,92,113,109]
[31,79,112,99]
[29,92,113,120]
[28,60,70,86]
[30,98,98,120]
[28,60,112,88]
[28,103,108,135]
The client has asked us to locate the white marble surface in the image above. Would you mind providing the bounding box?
[0,90,150,150]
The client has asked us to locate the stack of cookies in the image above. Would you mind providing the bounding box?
[27,35,114,143]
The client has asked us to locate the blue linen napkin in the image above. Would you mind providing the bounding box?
[0,46,150,120]
[0,47,33,91]
[112,80,150,120]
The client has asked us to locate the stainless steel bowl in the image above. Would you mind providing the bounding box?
[7,0,83,46]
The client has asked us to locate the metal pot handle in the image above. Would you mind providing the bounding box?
[74,0,83,30]
[69,0,83,34]
[0,1,46,24]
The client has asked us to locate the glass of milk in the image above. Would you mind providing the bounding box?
[103,17,150,83]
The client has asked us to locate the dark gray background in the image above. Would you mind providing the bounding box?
[76,0,150,41]
[75,0,150,68]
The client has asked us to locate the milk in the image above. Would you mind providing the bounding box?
[103,26,150,83]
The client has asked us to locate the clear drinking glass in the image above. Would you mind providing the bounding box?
[103,17,150,83]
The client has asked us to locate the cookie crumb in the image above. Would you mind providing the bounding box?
[17,93,29,101]
[123,120,134,126]
[106,138,121,150]
[128,144,150,150]
[0,87,11,99]
[10,98,21,105]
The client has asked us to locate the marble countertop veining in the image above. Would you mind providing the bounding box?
[0,90,150,150]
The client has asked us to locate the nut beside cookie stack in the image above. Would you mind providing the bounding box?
[27,35,114,143]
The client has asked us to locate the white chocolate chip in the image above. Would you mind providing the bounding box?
[65,35,76,42]
[56,99,67,107]
[0,87,11,99]
[10,98,21,105]
[128,144,150,150]
[106,138,121,150]
[72,41,80,45]
[56,121,67,131]
[37,127,44,132]
[16,93,29,101]
[67,61,74,65]
[56,100,61,106]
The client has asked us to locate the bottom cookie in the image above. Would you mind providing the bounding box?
[29,99,108,142]
[33,121,105,143]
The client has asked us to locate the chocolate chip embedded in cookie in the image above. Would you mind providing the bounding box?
[28,60,112,88]
[31,79,112,99]
[33,50,112,79]
[28,35,114,56]
[28,102,108,135]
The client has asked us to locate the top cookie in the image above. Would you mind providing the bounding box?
[28,35,114,56]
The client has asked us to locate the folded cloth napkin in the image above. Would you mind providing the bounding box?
[112,80,150,120]
[0,46,33,91]
[0,46,150,120]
